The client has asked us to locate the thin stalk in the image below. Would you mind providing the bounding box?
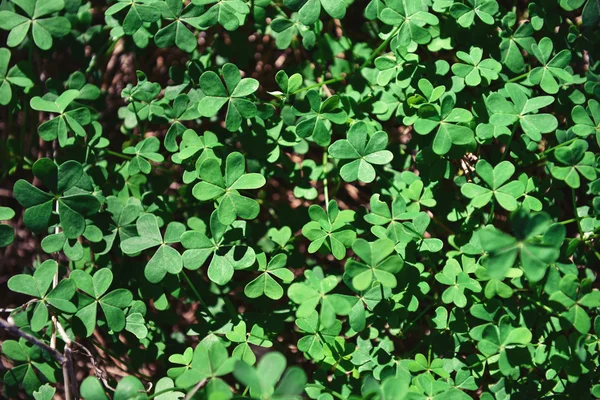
[105,149,133,160]
[507,72,529,83]
[180,271,216,319]
[572,189,584,238]
[322,150,329,207]
[539,138,578,157]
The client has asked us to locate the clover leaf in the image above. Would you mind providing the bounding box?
[295,310,341,361]
[71,268,133,337]
[288,267,354,328]
[8,260,76,331]
[105,0,161,36]
[344,238,404,292]
[245,253,294,299]
[198,63,259,132]
[181,211,256,285]
[479,210,565,282]
[329,121,393,183]
[155,0,203,53]
[168,340,235,390]
[529,37,573,94]
[499,18,535,73]
[2,339,57,395]
[435,259,482,308]
[364,194,413,244]
[402,212,444,252]
[226,321,273,365]
[451,47,501,86]
[192,0,250,31]
[550,139,597,188]
[30,90,92,147]
[0,0,71,50]
[379,0,439,48]
[487,83,558,141]
[302,200,356,260]
[283,0,346,25]
[549,274,600,334]
[0,47,33,105]
[477,315,532,376]
[292,90,348,147]
[0,206,15,247]
[461,160,525,211]
[449,0,498,27]
[123,136,165,176]
[120,214,186,283]
[413,92,474,155]
[270,15,316,50]
[233,352,307,399]
[13,158,100,238]
[192,152,266,226]
[571,100,600,145]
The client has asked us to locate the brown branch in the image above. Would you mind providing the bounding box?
[0,317,65,363]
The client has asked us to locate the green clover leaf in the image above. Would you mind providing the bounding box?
[302,200,357,260]
[550,139,597,188]
[13,158,100,238]
[449,0,498,27]
[295,311,341,361]
[288,267,354,328]
[191,0,250,31]
[245,252,294,300]
[30,90,92,147]
[155,0,204,53]
[198,63,259,131]
[487,83,558,141]
[120,214,185,283]
[192,152,266,226]
[435,259,482,308]
[479,210,565,282]
[123,136,165,176]
[233,352,307,399]
[283,0,346,25]
[181,211,256,285]
[499,17,535,73]
[226,321,273,365]
[105,0,161,36]
[528,37,573,94]
[292,90,348,147]
[549,274,600,334]
[477,315,532,376]
[0,0,71,50]
[71,268,133,337]
[329,121,393,183]
[413,92,474,155]
[0,47,33,105]
[379,0,439,48]
[344,238,404,292]
[451,47,502,86]
[461,160,525,211]
[2,339,57,395]
[8,259,76,331]
[0,206,15,247]
[571,100,600,145]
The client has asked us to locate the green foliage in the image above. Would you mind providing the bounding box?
[1,0,600,399]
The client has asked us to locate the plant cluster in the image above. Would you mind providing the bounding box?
[1,0,600,399]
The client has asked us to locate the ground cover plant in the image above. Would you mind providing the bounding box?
[0,0,600,398]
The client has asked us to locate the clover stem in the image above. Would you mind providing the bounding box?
[507,72,529,83]
[180,271,216,319]
[323,149,330,208]
[105,149,133,160]
[500,124,518,162]
[311,384,346,400]
[539,137,578,157]
[572,189,584,238]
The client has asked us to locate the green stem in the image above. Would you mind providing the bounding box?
[358,25,401,70]
[105,149,132,160]
[180,271,216,319]
[507,72,529,82]
[572,189,584,238]
[540,138,577,157]
[322,149,329,207]
[312,384,346,400]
